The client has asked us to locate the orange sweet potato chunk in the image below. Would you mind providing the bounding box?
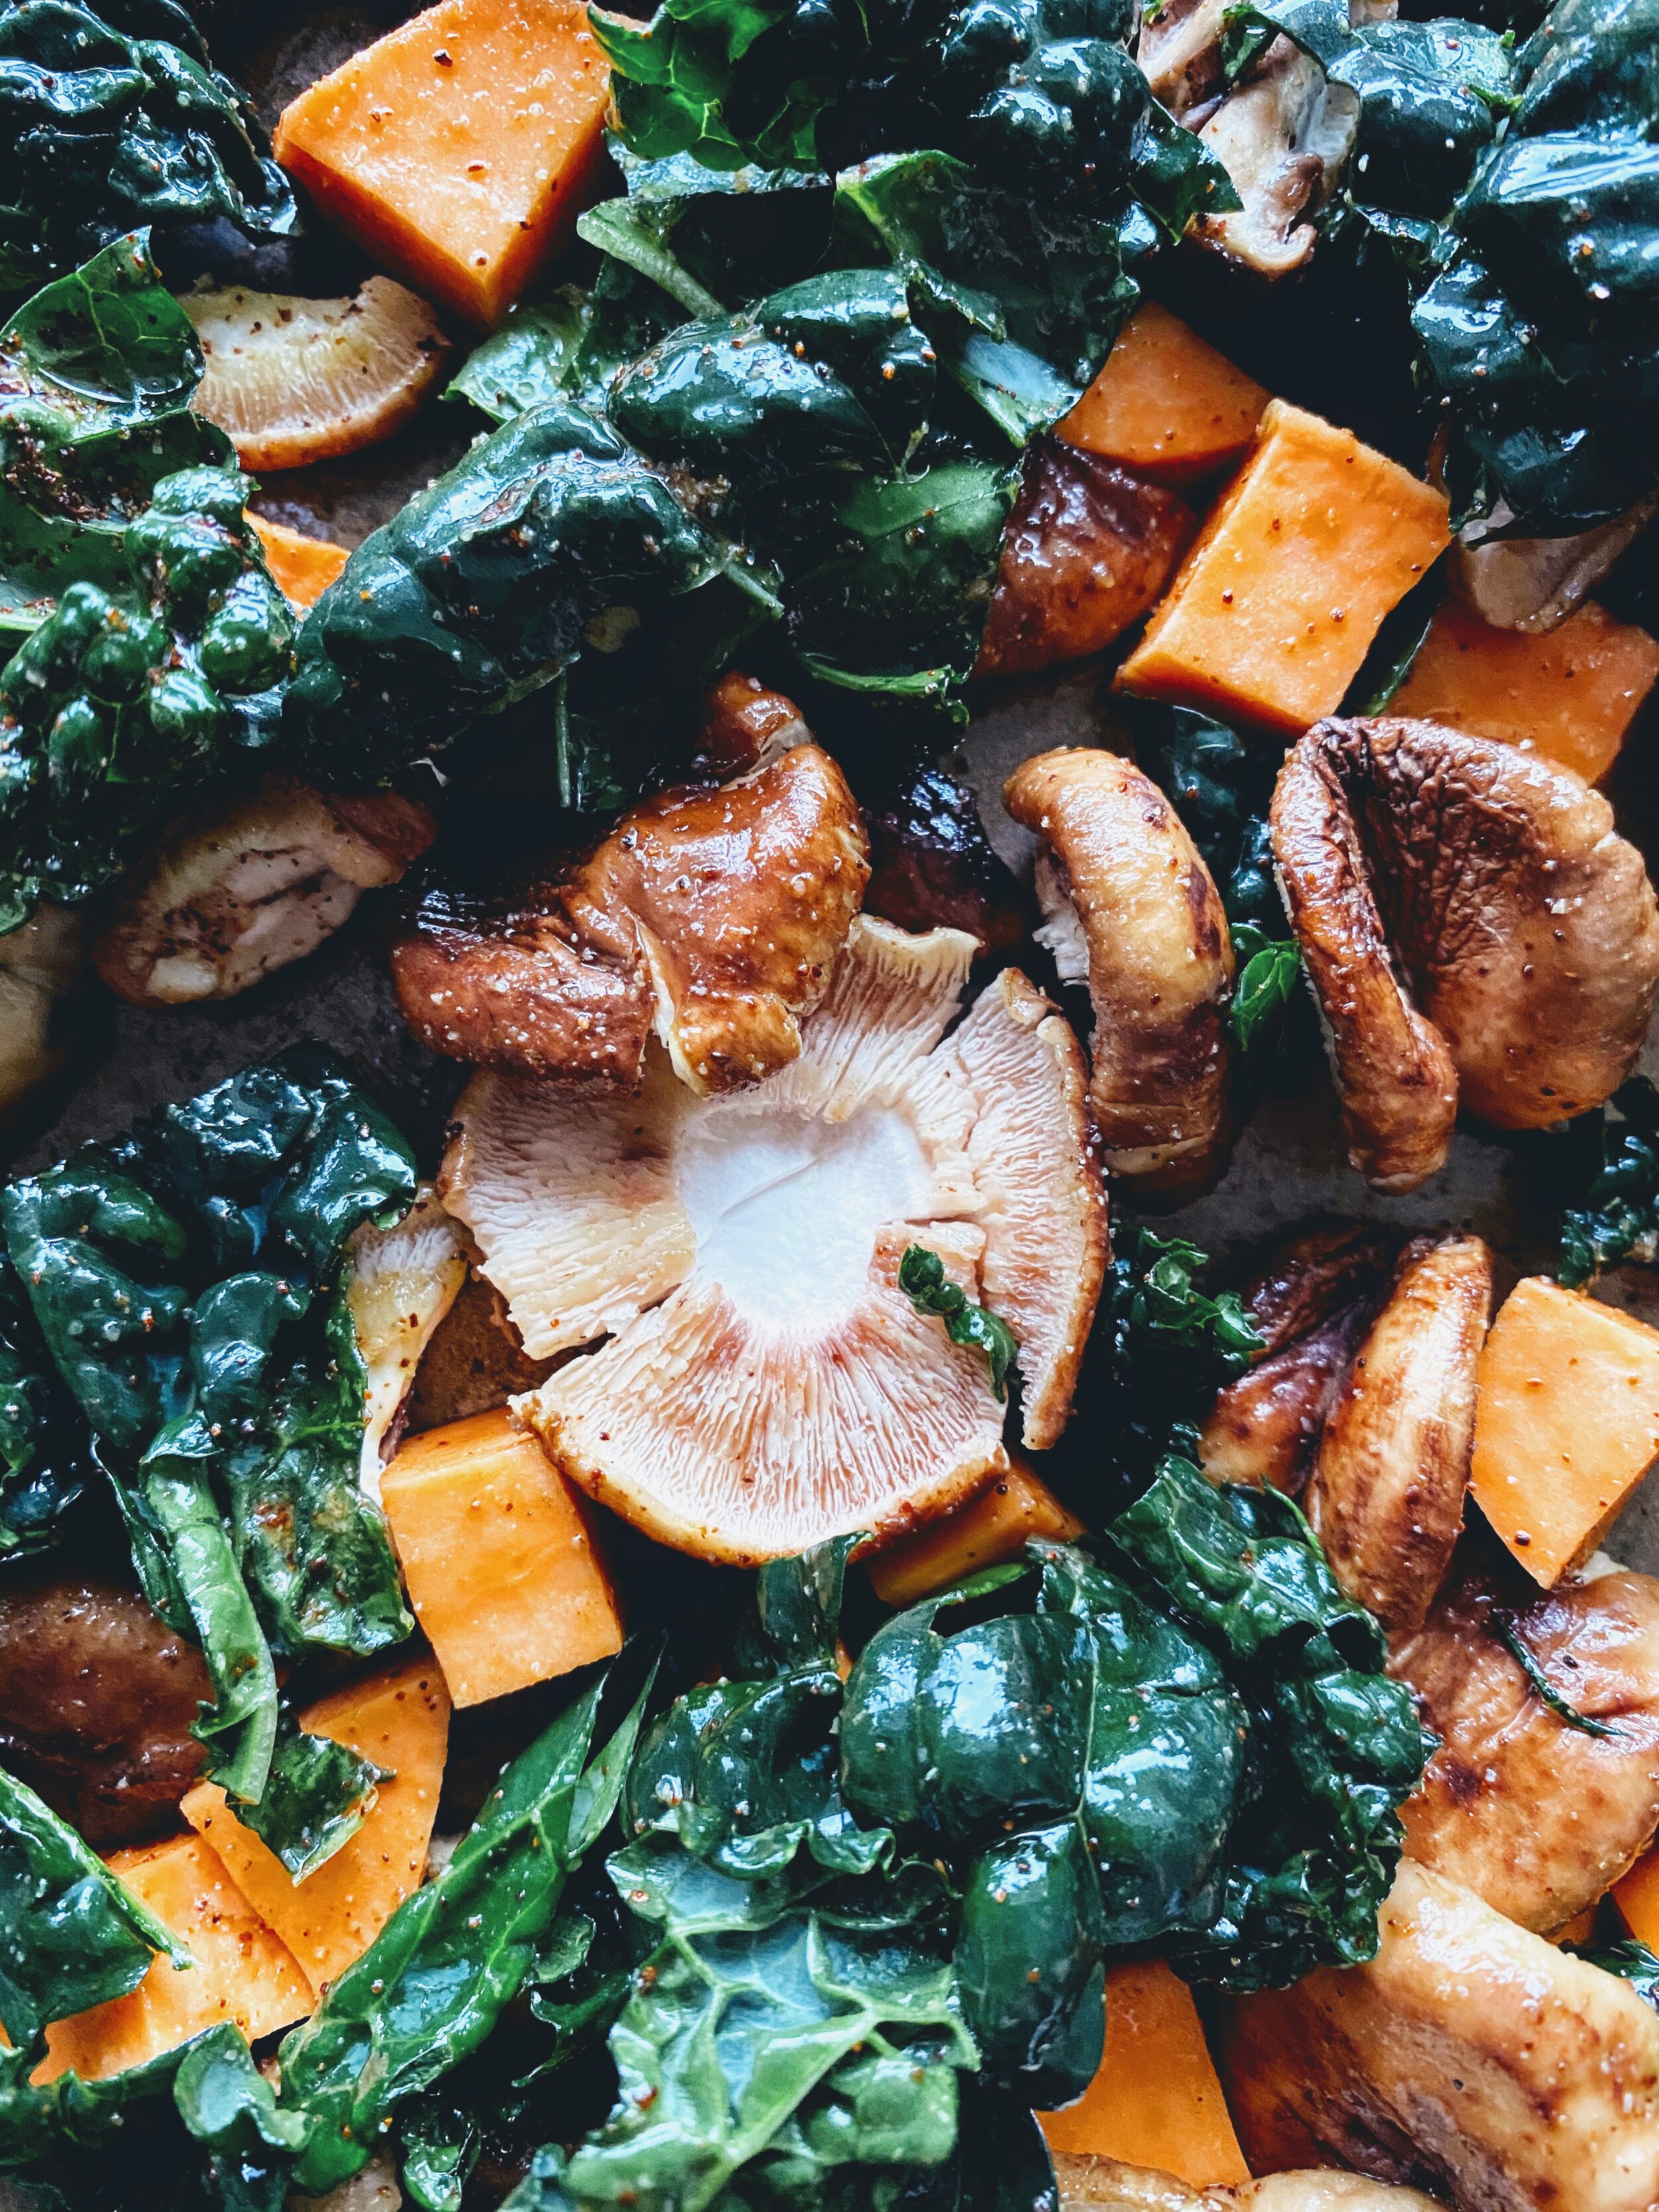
[381,1408,624,1706]
[1118,398,1452,736]
[1389,597,1659,784]
[867,1455,1082,1607]
[181,1657,451,2000]
[248,515,350,611]
[273,0,611,329]
[1615,1851,1659,1950]
[38,1836,309,2081]
[1469,1276,1659,1587]
[1059,302,1269,488]
[1041,1960,1250,2185]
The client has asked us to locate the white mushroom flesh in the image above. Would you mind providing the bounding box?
[344,1188,469,1497]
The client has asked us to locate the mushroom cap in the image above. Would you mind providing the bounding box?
[1304,1234,1490,1633]
[1273,717,1659,1186]
[1052,2155,1441,2212]
[443,916,1106,1562]
[1004,745,1234,1197]
[392,742,868,1095]
[1391,1559,1659,1934]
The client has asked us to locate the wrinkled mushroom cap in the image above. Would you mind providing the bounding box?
[392,742,869,1096]
[1273,717,1659,1189]
[1004,745,1234,1197]
[441,915,1106,1562]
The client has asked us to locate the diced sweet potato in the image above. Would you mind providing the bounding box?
[38,1835,309,2081]
[1041,1960,1251,2185]
[1469,1276,1659,1587]
[380,1408,623,1706]
[1615,1851,1659,1950]
[866,1457,1083,1608]
[273,0,611,329]
[1118,399,1452,736]
[248,516,350,611]
[1059,303,1270,488]
[975,442,1197,678]
[180,1658,450,2000]
[1389,597,1659,785]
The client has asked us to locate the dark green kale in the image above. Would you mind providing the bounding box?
[171,2027,305,2212]
[0,0,296,300]
[899,1244,1018,1400]
[0,1254,92,1556]
[0,463,295,929]
[1559,1078,1659,1286]
[0,1050,417,1806]
[0,232,228,633]
[236,1708,391,1883]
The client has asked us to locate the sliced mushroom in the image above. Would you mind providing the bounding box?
[1137,0,1230,118]
[184,277,451,470]
[1195,38,1360,275]
[1453,492,1659,635]
[863,766,1037,955]
[1305,1234,1490,1630]
[1220,1859,1659,2212]
[344,1187,469,1495]
[94,776,436,1006]
[975,442,1198,678]
[687,670,810,780]
[443,917,1106,1562]
[1390,1558,1659,1933]
[0,1566,212,1848]
[1055,2158,1441,2212]
[1271,717,1659,1189]
[1004,746,1234,1197]
[1198,1226,1393,1493]
[392,741,869,1097]
[0,905,86,1122]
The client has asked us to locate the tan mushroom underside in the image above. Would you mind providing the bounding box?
[443,916,1105,1562]
[1055,2157,1441,2212]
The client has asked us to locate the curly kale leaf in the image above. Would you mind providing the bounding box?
[1110,1457,1433,1986]
[236,1708,391,1883]
[1560,1078,1659,1285]
[286,400,770,790]
[0,232,228,634]
[0,0,296,299]
[0,1254,92,1556]
[0,1051,416,1804]
[1411,0,1659,529]
[0,463,295,928]
[899,1244,1017,1400]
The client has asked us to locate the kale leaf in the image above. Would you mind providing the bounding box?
[899,1245,1018,1400]
[0,1049,417,1806]
[0,0,296,299]
[0,232,228,634]
[0,1253,92,1556]
[1559,1077,1659,1286]
[0,463,295,930]
[236,1708,391,1883]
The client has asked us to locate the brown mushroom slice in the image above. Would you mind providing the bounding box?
[405,1270,558,1432]
[1390,1560,1659,1933]
[1305,1234,1490,1630]
[1273,719,1659,1187]
[1235,1225,1395,1351]
[184,277,450,470]
[95,776,435,1006]
[1054,2160,1441,2212]
[974,443,1198,678]
[0,905,85,1121]
[1005,746,1234,1197]
[448,918,1105,1561]
[344,1188,469,1493]
[1195,39,1359,276]
[565,745,869,1096]
[688,671,810,779]
[1136,0,1228,117]
[863,766,1037,956]
[392,742,868,1097]
[1220,1860,1659,2212]
[1453,492,1659,635]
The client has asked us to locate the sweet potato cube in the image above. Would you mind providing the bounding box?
[248,515,350,611]
[1059,303,1269,488]
[181,1657,451,2000]
[273,0,611,329]
[381,1408,622,1706]
[38,1836,309,2081]
[1041,1960,1250,2185]
[1615,1852,1659,1950]
[867,1456,1083,1607]
[1469,1276,1659,1587]
[1389,597,1659,784]
[1118,398,1452,736]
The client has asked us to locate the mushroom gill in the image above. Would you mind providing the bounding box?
[1004,746,1234,1198]
[392,739,869,1095]
[442,917,1106,1563]
[1271,716,1659,1191]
